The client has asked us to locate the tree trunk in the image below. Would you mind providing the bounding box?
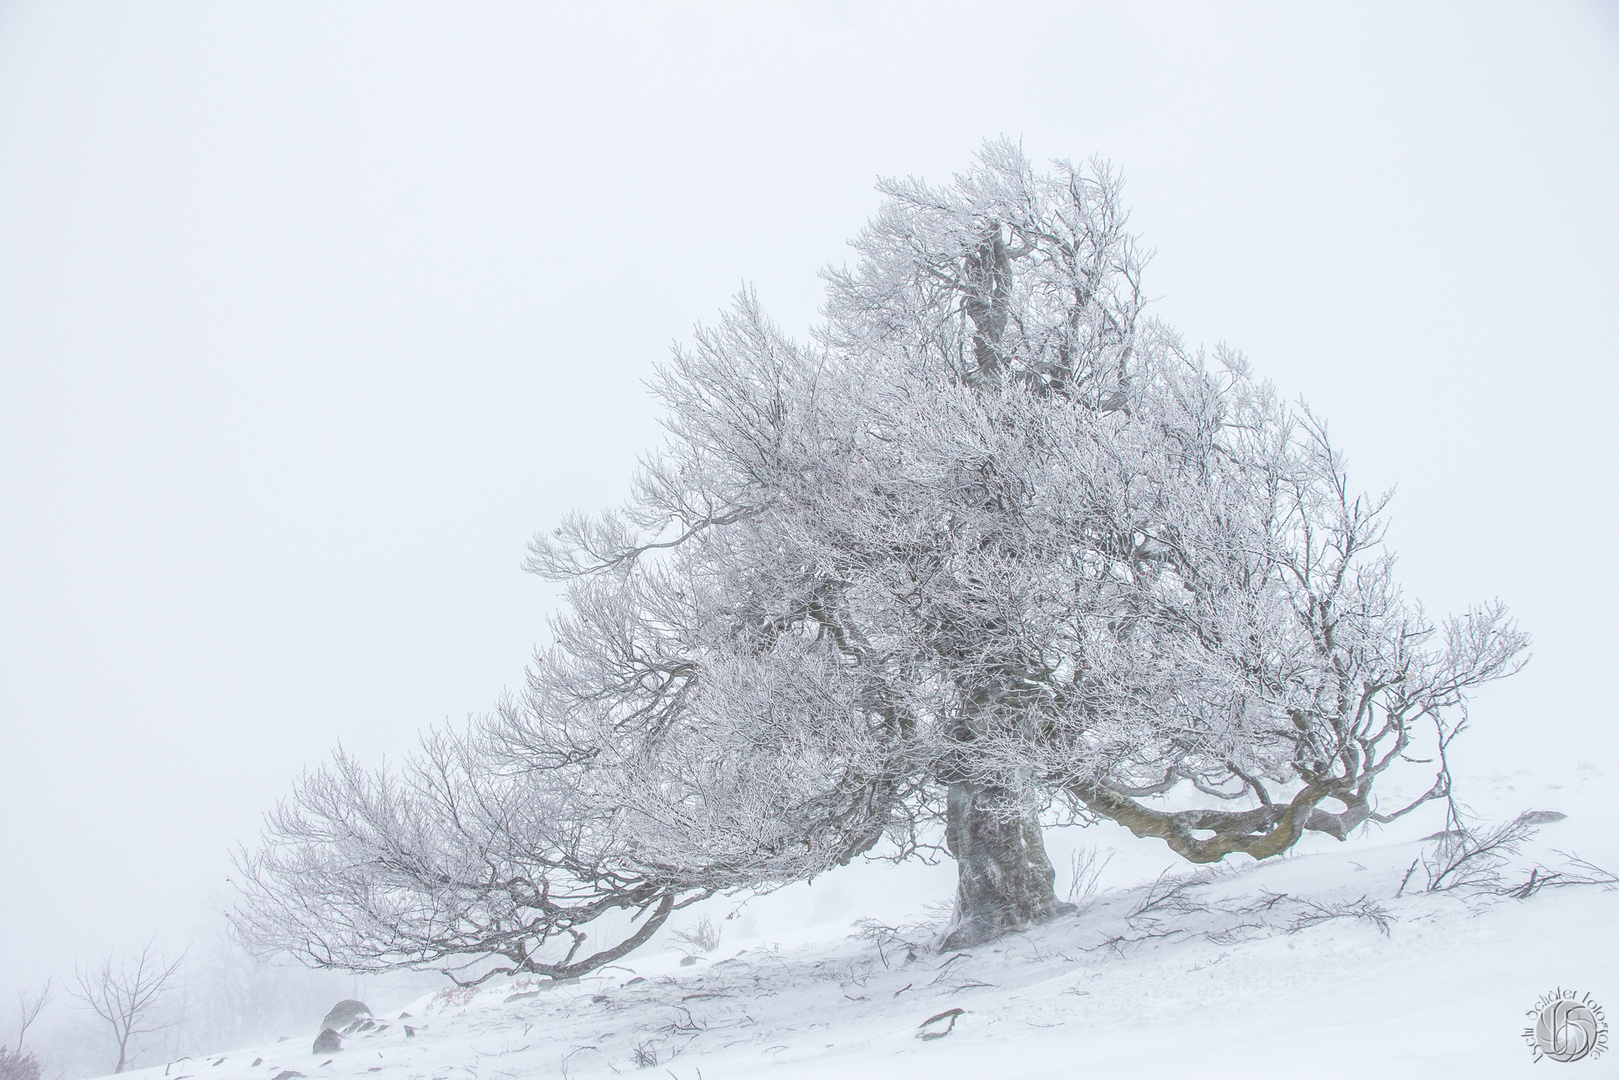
[938,230,1073,948]
[939,779,1073,949]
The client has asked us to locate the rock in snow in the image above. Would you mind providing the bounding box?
[319,1000,372,1030]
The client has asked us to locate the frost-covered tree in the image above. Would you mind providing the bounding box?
[237,142,1528,970]
[233,727,715,983]
[520,143,1526,944]
[0,1049,40,1080]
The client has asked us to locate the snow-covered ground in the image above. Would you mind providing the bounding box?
[109,762,1615,1080]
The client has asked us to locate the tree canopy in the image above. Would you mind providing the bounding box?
[235,142,1527,976]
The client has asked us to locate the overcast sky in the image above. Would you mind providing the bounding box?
[2,1,1616,991]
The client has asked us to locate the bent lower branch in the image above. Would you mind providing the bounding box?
[1066,779,1402,863]
[444,890,682,986]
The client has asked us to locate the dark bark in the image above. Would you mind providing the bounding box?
[936,224,1075,948]
[939,780,1074,948]
[962,226,1012,386]
[1068,779,1401,863]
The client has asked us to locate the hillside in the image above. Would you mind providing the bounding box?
[105,762,1615,1080]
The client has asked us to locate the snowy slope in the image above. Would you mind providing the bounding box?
[113,763,1616,1080]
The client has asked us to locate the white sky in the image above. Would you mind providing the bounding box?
[2,1,1616,990]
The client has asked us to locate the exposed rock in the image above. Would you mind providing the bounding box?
[269,1072,304,1080]
[1424,809,1567,841]
[320,999,372,1030]
[503,990,542,1003]
[311,1028,342,1054]
[403,1025,416,1038]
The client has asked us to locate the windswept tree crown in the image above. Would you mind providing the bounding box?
[234,142,1526,979]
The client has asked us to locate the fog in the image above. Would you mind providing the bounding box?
[2,0,1615,1068]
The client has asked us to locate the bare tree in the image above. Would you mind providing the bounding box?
[71,940,184,1074]
[0,981,48,1080]
[10,980,49,1056]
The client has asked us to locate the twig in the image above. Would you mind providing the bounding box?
[916,1008,965,1040]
